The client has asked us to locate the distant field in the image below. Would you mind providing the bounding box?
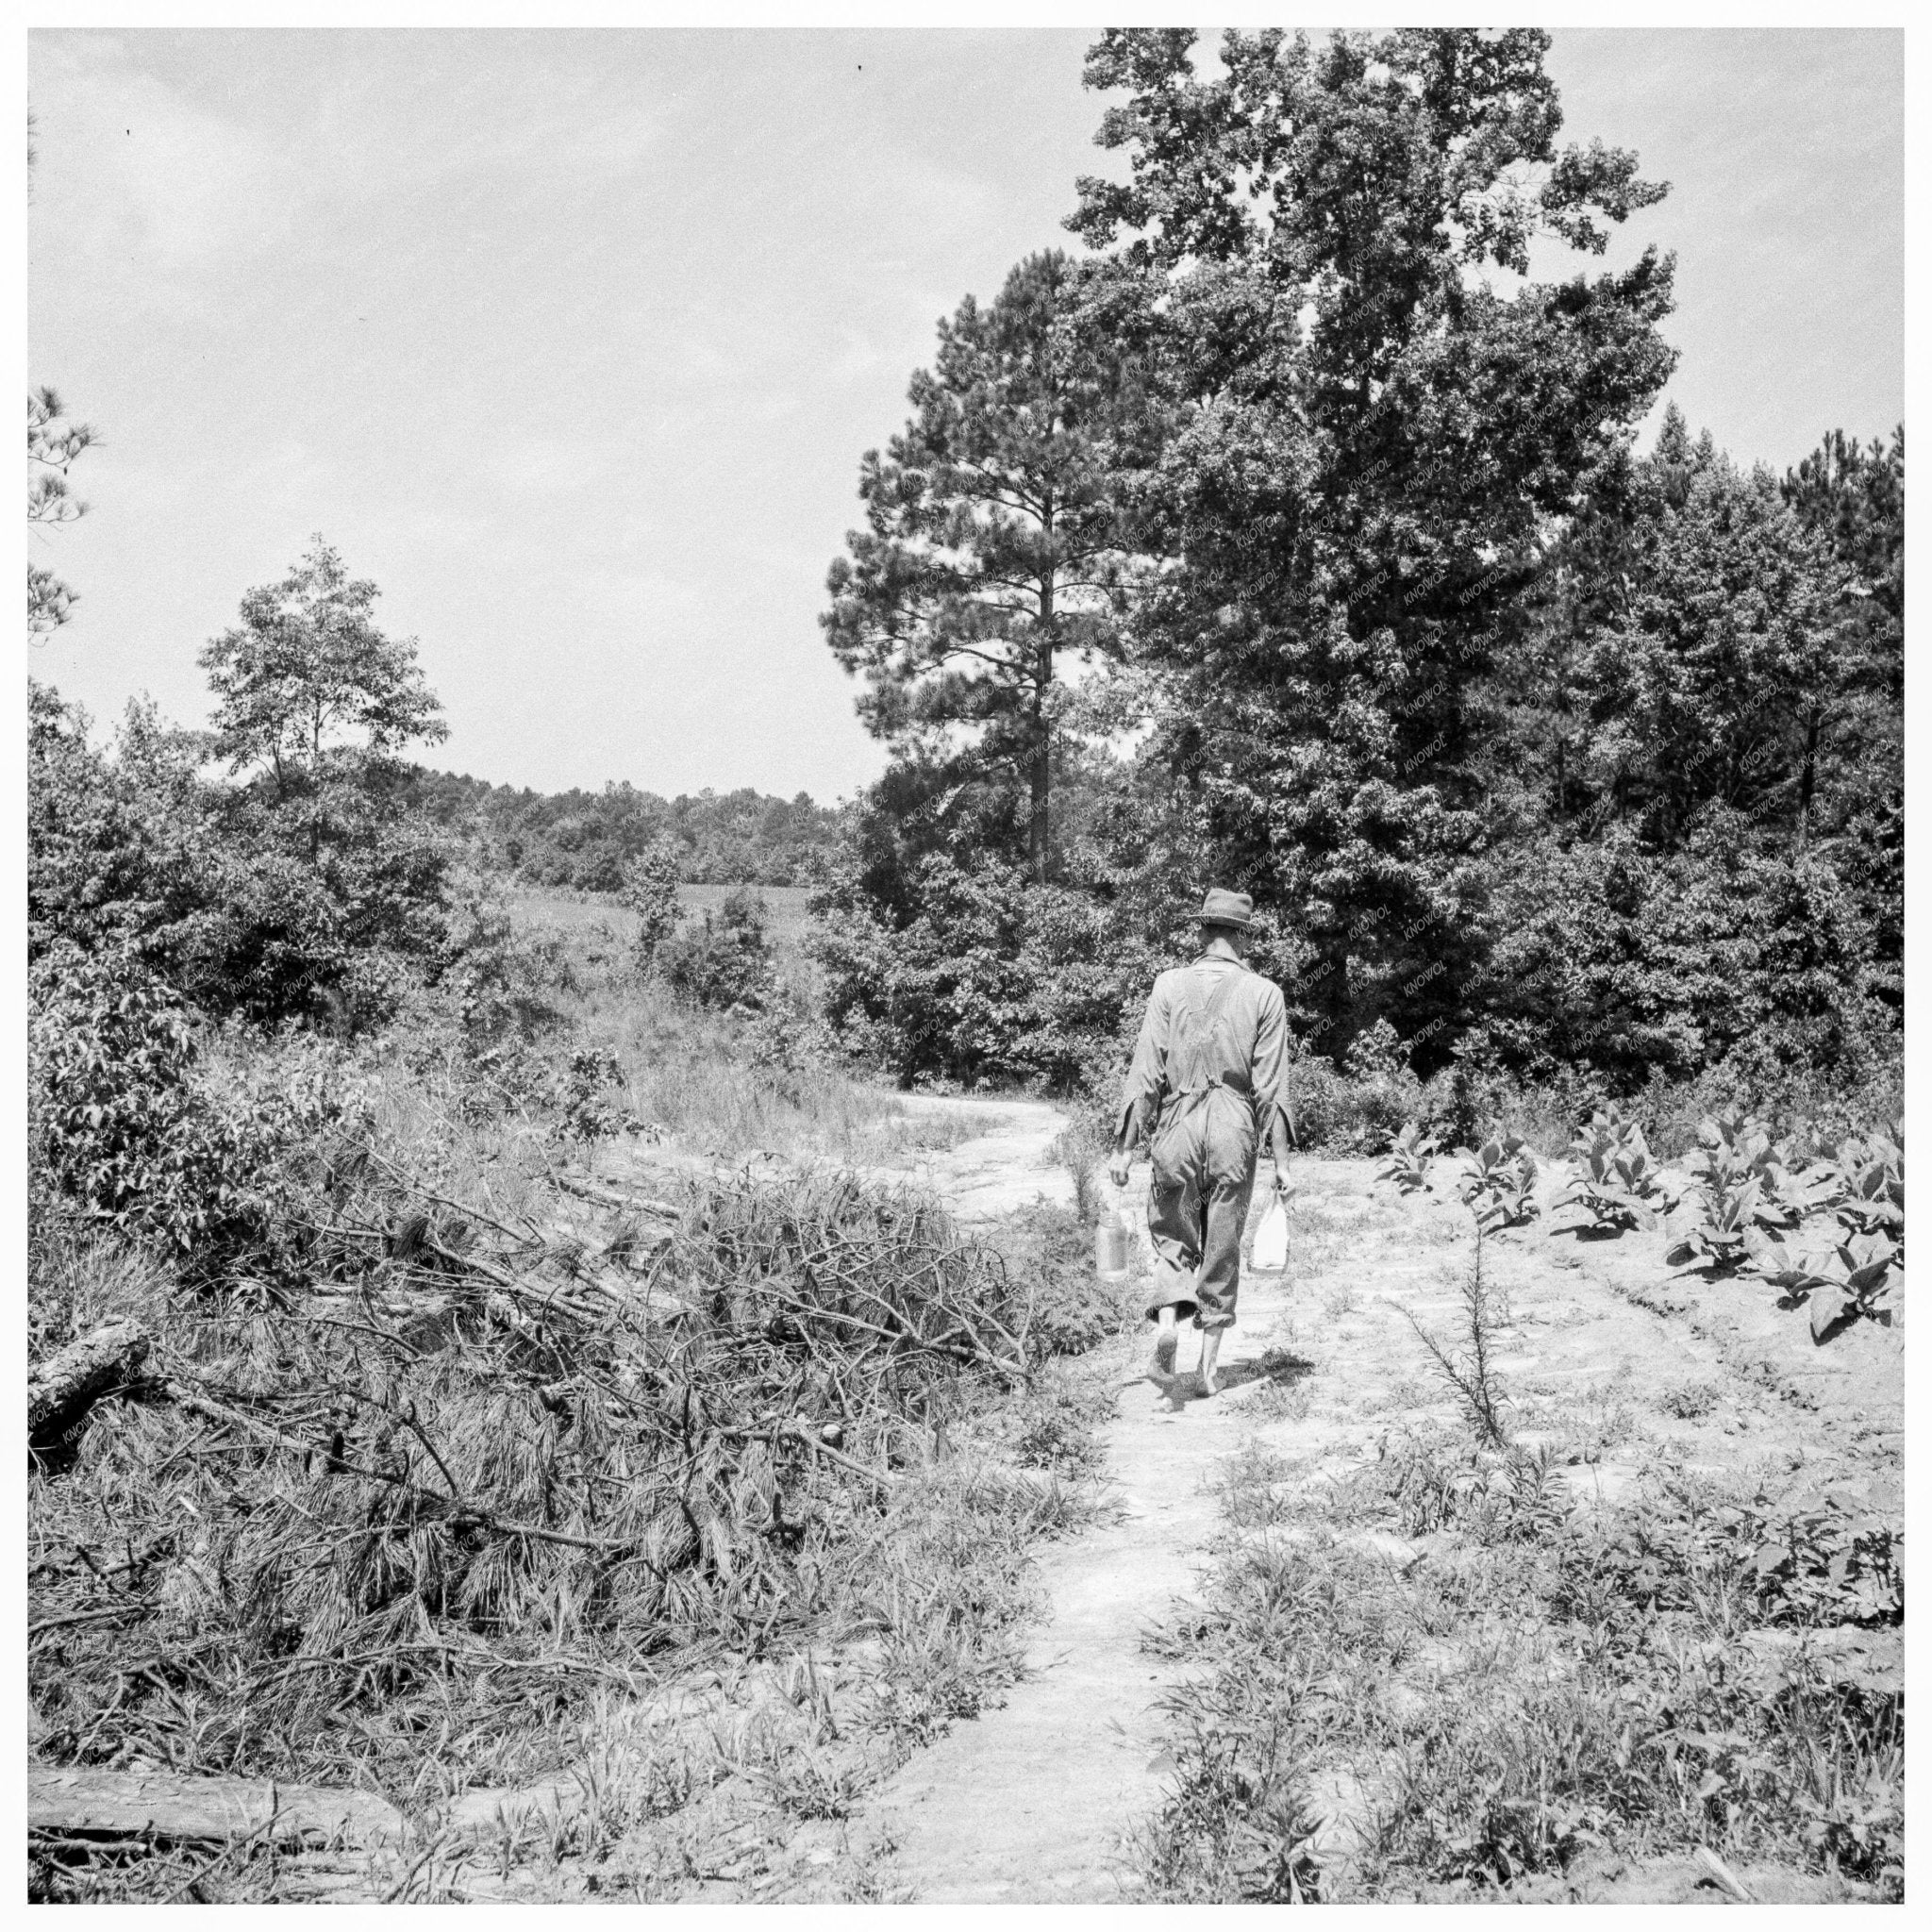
[505,887,634,933]
[508,883,814,955]
[676,883,812,950]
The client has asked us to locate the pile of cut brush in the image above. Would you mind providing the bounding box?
[28,1151,1060,1823]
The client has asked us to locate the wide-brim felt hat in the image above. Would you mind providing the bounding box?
[1197,888,1254,929]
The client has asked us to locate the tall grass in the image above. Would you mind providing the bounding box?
[575,976,973,1164]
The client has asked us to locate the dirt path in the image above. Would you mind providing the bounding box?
[880,1091,1078,1223]
[854,1149,1904,1905]
[855,1148,1292,1903]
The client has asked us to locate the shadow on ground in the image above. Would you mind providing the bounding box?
[1143,1342,1316,1408]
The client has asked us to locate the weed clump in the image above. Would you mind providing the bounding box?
[1402,1224,1513,1448]
[991,1202,1135,1357]
[1138,1437,1904,1903]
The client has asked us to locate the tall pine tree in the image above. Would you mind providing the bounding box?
[823,251,1141,882]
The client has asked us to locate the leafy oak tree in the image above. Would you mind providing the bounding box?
[824,250,1143,882]
[1067,27,1678,1055]
[203,537,445,808]
[196,538,452,1021]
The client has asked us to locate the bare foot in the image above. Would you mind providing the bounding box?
[1197,1330,1224,1397]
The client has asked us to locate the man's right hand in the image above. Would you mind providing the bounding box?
[1108,1153,1132,1189]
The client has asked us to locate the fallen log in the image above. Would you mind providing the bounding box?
[28,1322,150,1449]
[27,1762,406,1850]
[29,1669,804,1863]
[554,1171,682,1219]
[29,1759,607,1852]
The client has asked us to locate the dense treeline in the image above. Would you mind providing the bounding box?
[812,26,1904,1107]
[406,770,842,891]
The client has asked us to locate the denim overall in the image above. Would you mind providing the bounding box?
[1143,964,1259,1330]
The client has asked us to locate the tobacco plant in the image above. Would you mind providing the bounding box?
[1448,1127,1540,1231]
[1552,1113,1643,1233]
[1666,1174,1785,1271]
[1818,1127,1904,1253]
[1699,1108,1840,1220]
[1744,1227,1898,1340]
[1605,1119,1674,1209]
[1667,1108,1810,1270]
[1376,1121,1438,1195]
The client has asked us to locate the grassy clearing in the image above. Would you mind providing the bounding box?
[564,977,989,1167]
[508,885,813,958]
[467,891,991,1167]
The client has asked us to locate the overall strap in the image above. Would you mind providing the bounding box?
[1170,966,1250,1097]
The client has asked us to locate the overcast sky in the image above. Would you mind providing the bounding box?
[27,28,1904,804]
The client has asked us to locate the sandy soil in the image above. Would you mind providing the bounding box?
[850,1149,1905,1905]
[854,1144,1286,1903]
[885,1091,1078,1223]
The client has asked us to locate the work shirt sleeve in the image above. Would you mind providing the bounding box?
[1117,977,1171,1145]
[1252,984,1295,1147]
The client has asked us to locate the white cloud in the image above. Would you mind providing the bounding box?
[30,31,670,293]
[31,35,301,273]
[480,439,612,500]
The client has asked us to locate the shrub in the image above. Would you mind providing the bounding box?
[441,889,577,1049]
[991,1203,1134,1358]
[1466,830,1898,1090]
[660,888,774,1010]
[1282,1054,1430,1155]
[28,946,363,1277]
[739,972,838,1089]
[621,838,684,972]
[557,1044,645,1143]
[29,682,455,1032]
[808,853,1158,1091]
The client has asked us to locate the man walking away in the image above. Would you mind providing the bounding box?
[1108,889,1295,1396]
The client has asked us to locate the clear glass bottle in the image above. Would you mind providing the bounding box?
[1095,1203,1129,1278]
